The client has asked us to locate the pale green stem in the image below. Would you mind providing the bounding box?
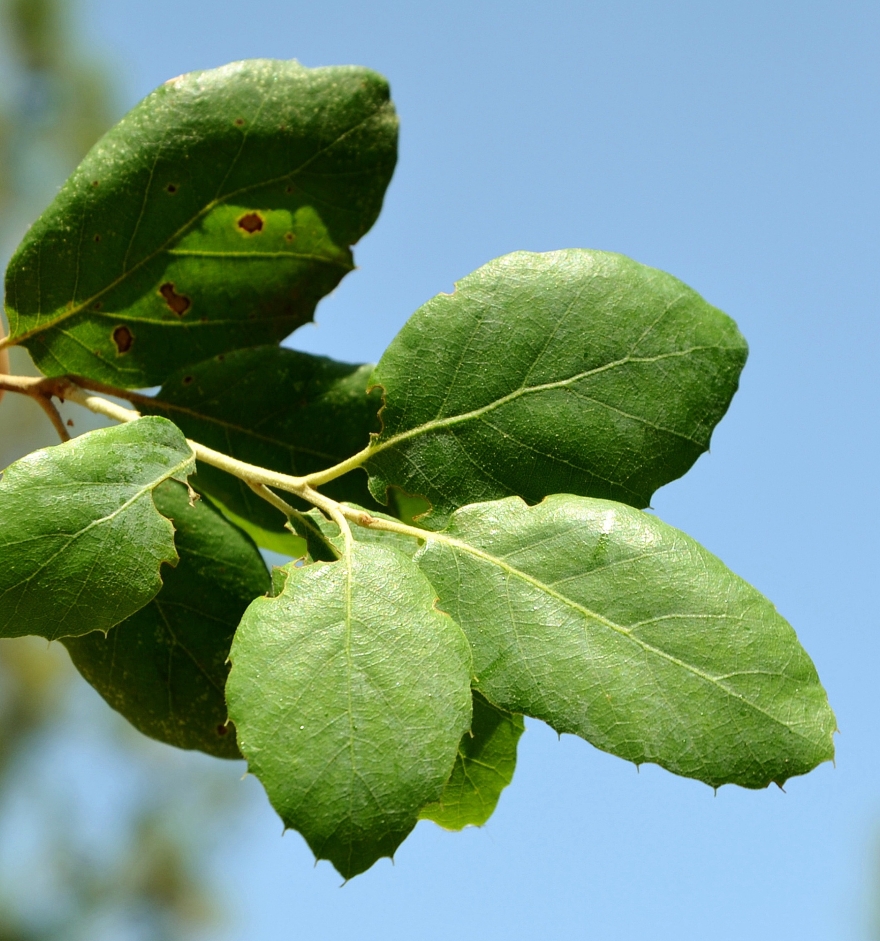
[63,384,357,551]
[62,385,312,495]
[336,504,428,544]
[300,444,373,487]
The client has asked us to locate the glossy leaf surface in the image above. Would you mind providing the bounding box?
[141,345,382,551]
[226,544,473,878]
[63,480,269,758]
[417,495,836,789]
[0,418,194,640]
[420,692,524,830]
[5,59,397,386]
[367,250,747,529]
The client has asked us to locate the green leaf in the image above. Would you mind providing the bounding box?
[62,479,269,758]
[5,59,397,387]
[0,417,194,640]
[415,495,836,789]
[226,543,473,878]
[140,345,383,550]
[366,250,748,529]
[420,691,524,830]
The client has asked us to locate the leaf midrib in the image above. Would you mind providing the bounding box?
[370,346,727,459]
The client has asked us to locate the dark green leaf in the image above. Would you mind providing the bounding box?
[366,250,748,529]
[140,345,382,551]
[63,479,269,758]
[420,691,524,830]
[5,59,397,386]
[226,544,473,878]
[416,495,836,789]
[0,417,194,640]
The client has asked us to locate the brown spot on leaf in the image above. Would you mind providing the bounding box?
[94,234,101,242]
[159,282,191,316]
[234,118,245,126]
[182,375,194,385]
[112,325,133,354]
[285,232,294,242]
[166,183,178,194]
[237,212,264,234]
[217,353,225,362]
[91,180,99,187]
[285,184,295,194]
[92,301,102,310]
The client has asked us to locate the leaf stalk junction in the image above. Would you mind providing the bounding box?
[0,370,415,552]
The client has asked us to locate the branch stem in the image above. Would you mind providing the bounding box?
[33,395,71,442]
[6,376,385,555]
[0,373,75,443]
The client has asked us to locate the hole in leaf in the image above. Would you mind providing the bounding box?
[112,325,133,354]
[159,282,191,316]
[237,212,264,234]
[166,183,178,194]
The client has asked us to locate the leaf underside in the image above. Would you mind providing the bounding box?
[0,418,194,640]
[63,479,269,758]
[416,495,836,789]
[141,345,383,551]
[420,691,524,830]
[226,543,473,878]
[5,59,398,387]
[367,249,748,529]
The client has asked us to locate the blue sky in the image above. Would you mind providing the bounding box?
[62,1,880,937]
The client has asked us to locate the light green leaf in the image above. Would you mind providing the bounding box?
[140,345,383,549]
[416,495,836,789]
[0,417,194,640]
[63,480,269,758]
[420,691,524,830]
[5,59,397,387]
[226,543,473,878]
[366,250,748,529]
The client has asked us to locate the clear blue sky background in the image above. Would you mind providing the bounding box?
[70,1,880,938]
